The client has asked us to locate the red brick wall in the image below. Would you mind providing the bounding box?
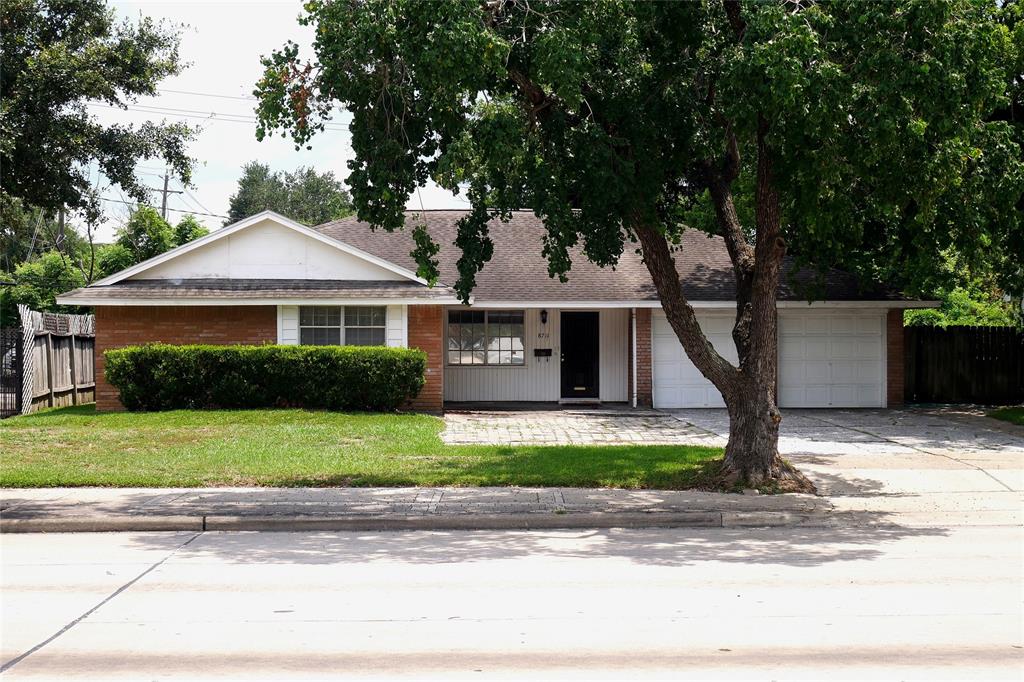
[635,308,653,407]
[406,305,444,413]
[886,309,905,408]
[94,306,277,411]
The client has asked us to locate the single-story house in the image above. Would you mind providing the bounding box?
[57,210,935,412]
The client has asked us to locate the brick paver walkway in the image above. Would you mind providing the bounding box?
[441,408,723,446]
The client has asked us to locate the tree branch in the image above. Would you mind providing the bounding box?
[633,217,741,397]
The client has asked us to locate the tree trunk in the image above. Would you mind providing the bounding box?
[721,376,791,486]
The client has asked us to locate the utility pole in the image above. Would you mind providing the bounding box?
[161,174,169,221]
[154,171,183,221]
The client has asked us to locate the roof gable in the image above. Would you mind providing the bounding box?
[94,211,427,286]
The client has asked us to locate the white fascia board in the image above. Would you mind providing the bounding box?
[454,300,940,309]
[91,210,429,286]
[54,296,465,307]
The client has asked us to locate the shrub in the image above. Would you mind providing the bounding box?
[104,344,427,412]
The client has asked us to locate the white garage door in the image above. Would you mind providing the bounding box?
[778,311,884,408]
[652,313,736,408]
[651,311,885,409]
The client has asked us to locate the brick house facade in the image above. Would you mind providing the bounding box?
[94,306,277,411]
[58,211,927,413]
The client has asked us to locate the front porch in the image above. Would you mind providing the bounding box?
[441,307,651,407]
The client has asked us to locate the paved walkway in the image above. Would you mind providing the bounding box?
[442,408,720,445]
[0,486,828,532]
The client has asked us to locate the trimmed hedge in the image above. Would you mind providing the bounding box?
[104,343,427,412]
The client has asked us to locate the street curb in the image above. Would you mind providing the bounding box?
[0,510,831,533]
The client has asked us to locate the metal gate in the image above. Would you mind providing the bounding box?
[0,326,23,418]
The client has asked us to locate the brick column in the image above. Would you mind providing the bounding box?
[635,308,653,407]
[405,304,444,413]
[886,309,905,408]
[94,305,277,411]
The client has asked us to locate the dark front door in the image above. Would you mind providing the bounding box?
[560,311,600,399]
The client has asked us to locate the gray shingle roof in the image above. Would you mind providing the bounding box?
[59,279,457,302]
[316,210,903,302]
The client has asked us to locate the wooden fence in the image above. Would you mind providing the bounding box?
[5,306,96,415]
[904,325,1024,405]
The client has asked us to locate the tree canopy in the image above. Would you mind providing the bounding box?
[256,0,1022,301]
[225,161,354,226]
[0,0,196,221]
[256,0,1023,484]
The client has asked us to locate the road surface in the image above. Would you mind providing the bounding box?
[2,525,1021,680]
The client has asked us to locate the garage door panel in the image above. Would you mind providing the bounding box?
[652,314,734,408]
[806,316,830,334]
[806,338,829,359]
[777,311,884,408]
[653,311,885,409]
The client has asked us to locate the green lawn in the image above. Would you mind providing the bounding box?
[0,406,723,489]
[989,406,1024,427]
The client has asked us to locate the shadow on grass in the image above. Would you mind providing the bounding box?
[226,445,726,490]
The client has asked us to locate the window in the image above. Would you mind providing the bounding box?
[299,306,386,346]
[344,306,386,346]
[448,310,525,365]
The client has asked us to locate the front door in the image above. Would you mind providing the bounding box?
[560,311,600,399]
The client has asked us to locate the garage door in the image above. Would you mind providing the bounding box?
[778,311,884,408]
[652,313,736,408]
[651,311,885,409]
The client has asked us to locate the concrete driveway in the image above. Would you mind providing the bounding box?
[667,408,1024,526]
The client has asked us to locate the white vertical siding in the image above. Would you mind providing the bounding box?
[444,308,561,402]
[277,305,299,345]
[386,305,407,347]
[444,308,630,403]
[599,309,629,402]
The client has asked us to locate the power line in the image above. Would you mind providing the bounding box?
[87,102,349,131]
[158,88,257,101]
[99,196,227,220]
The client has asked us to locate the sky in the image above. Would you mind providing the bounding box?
[89,0,465,241]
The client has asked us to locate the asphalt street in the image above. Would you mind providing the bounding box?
[2,524,1021,680]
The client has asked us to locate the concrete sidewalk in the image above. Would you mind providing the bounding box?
[0,486,836,533]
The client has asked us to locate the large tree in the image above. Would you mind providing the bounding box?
[255,0,1023,486]
[225,161,354,226]
[0,0,195,221]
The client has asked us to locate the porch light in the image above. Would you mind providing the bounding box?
[540,309,548,325]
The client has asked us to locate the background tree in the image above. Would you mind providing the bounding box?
[0,0,196,222]
[172,214,210,246]
[96,207,207,278]
[0,251,86,324]
[225,161,354,226]
[256,0,1023,486]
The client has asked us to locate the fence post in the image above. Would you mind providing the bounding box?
[69,334,78,406]
[45,332,54,408]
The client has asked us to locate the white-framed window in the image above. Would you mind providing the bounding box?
[299,306,386,346]
[447,310,525,365]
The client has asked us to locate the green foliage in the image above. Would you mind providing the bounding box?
[0,250,86,324]
[173,215,209,246]
[256,0,1022,303]
[95,207,173,278]
[0,0,196,221]
[104,344,427,412]
[225,161,354,226]
[95,243,135,280]
[905,286,1018,328]
[989,406,1024,426]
